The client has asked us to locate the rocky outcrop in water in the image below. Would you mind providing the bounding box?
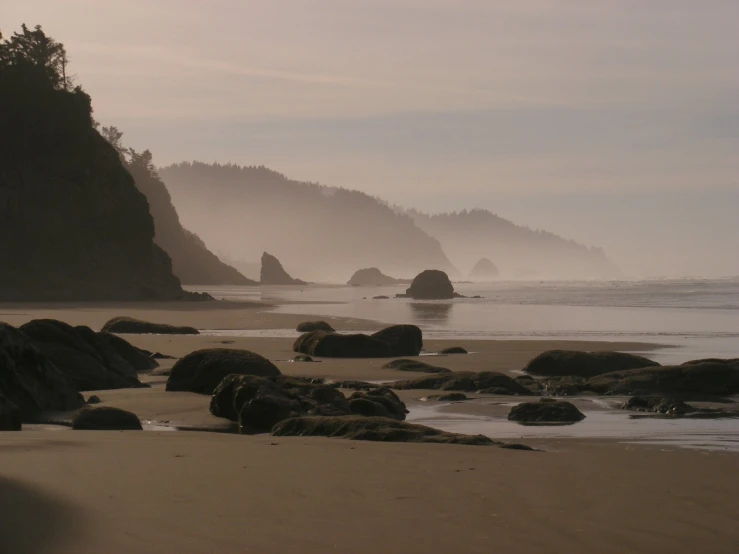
[19,319,146,390]
[469,258,499,280]
[260,252,306,285]
[347,268,410,286]
[101,317,199,335]
[271,416,496,445]
[0,322,84,421]
[508,399,586,423]
[393,371,532,395]
[166,348,281,394]
[404,270,455,299]
[72,406,143,430]
[370,325,423,356]
[524,350,659,378]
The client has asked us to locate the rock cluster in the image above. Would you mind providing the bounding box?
[294,325,423,358]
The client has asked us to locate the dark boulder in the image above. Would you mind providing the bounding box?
[540,376,588,396]
[292,354,315,362]
[210,374,352,433]
[370,325,423,356]
[347,268,410,286]
[271,416,496,445]
[524,350,659,378]
[19,319,142,390]
[0,323,85,421]
[422,393,469,402]
[588,359,739,397]
[260,252,306,285]
[405,270,455,299]
[294,331,393,358]
[72,406,143,430]
[372,295,389,300]
[0,394,22,431]
[101,316,199,335]
[166,348,281,394]
[96,332,158,371]
[382,359,451,374]
[296,321,335,333]
[620,396,694,416]
[393,371,532,395]
[347,388,407,420]
[439,346,468,355]
[508,399,586,423]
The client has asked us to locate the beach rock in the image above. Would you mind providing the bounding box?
[87,395,102,405]
[260,252,306,285]
[382,359,451,374]
[393,371,532,395]
[500,443,537,451]
[620,396,694,416]
[271,416,496,445]
[540,376,588,396]
[96,332,159,371]
[166,348,281,394]
[294,331,393,358]
[439,346,468,355]
[587,359,739,397]
[101,316,199,335]
[347,267,410,286]
[72,406,143,430]
[151,352,177,360]
[508,399,586,423]
[370,325,423,356]
[469,258,499,280]
[524,350,659,378]
[209,374,352,433]
[292,354,315,362]
[373,295,389,300]
[422,393,469,402]
[332,380,378,390]
[19,319,142,390]
[0,394,22,431]
[405,270,455,299]
[0,323,84,421]
[296,321,335,333]
[347,388,407,420]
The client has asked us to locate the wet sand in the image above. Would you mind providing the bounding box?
[1,300,737,552]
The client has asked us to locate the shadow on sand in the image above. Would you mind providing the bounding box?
[0,476,86,554]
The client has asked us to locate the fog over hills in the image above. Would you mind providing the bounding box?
[410,209,619,280]
[159,162,617,282]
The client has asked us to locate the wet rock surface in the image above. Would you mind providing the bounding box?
[524,350,660,378]
[421,393,469,402]
[102,316,199,335]
[394,371,532,395]
[439,346,468,355]
[19,319,145,390]
[296,321,335,333]
[294,331,393,358]
[508,399,586,424]
[370,325,423,356]
[0,322,84,421]
[166,348,281,394]
[271,415,497,445]
[382,359,451,374]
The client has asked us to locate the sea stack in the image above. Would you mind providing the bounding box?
[469,258,499,280]
[405,270,455,299]
[260,252,307,285]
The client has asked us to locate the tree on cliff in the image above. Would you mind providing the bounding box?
[0,24,71,90]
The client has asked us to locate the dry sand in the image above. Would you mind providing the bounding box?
[1,300,736,553]
[1,432,738,554]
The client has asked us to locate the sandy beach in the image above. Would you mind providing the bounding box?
[1,299,738,553]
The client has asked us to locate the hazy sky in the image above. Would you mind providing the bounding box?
[5,1,739,276]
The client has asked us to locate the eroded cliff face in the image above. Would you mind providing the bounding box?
[0,63,184,300]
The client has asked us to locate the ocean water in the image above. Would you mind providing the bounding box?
[191,278,739,363]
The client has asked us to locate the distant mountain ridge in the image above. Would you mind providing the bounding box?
[158,162,456,282]
[410,208,619,279]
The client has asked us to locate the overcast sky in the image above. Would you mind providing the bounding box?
[5,0,739,276]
